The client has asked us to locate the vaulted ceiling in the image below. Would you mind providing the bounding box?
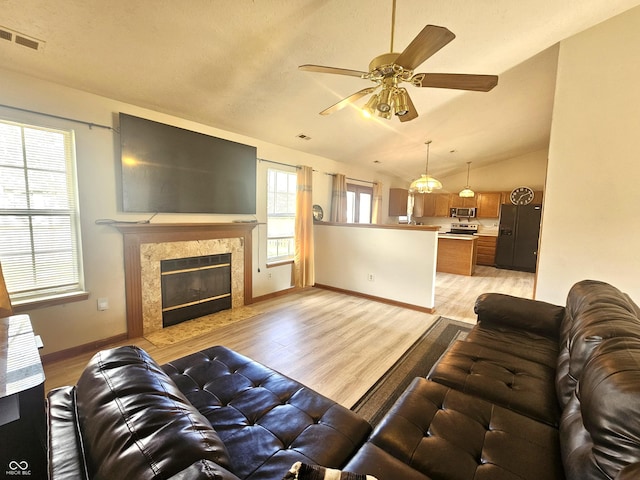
[2,0,639,181]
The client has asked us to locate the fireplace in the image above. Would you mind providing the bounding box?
[161,253,232,328]
[115,223,257,338]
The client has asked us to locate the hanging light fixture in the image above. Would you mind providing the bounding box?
[459,161,475,197]
[409,141,442,194]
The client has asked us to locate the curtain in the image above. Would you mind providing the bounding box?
[330,173,348,223]
[294,165,315,287]
[371,181,383,224]
[0,262,13,317]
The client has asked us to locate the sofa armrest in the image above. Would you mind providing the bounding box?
[47,386,90,480]
[474,293,565,340]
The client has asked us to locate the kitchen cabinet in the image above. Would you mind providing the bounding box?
[422,193,450,217]
[476,235,498,266]
[437,235,478,275]
[449,195,476,208]
[389,188,409,216]
[476,192,502,218]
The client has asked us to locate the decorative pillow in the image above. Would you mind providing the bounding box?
[283,461,378,480]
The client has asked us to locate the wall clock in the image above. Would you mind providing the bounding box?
[312,204,324,221]
[510,186,534,205]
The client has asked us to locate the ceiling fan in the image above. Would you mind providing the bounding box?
[299,0,498,122]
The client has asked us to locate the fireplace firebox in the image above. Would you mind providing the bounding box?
[161,253,231,328]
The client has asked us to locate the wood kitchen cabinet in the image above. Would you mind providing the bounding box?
[476,235,498,266]
[449,195,476,208]
[388,188,409,216]
[422,193,450,217]
[476,192,502,218]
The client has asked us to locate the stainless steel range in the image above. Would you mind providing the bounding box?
[445,223,478,235]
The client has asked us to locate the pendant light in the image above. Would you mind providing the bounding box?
[409,141,442,194]
[459,161,475,198]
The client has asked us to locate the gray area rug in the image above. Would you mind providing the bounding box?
[351,316,472,426]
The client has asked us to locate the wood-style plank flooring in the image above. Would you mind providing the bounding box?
[43,266,534,408]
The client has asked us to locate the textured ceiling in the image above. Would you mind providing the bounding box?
[2,0,640,182]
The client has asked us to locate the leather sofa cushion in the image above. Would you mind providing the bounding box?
[560,337,640,480]
[346,377,564,480]
[556,280,640,409]
[162,346,371,480]
[75,346,237,480]
[474,293,565,340]
[464,324,558,368]
[427,340,560,426]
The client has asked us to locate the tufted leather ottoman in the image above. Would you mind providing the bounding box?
[346,377,565,480]
[162,346,371,480]
[427,340,560,426]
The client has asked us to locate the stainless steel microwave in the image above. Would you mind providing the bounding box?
[450,207,476,218]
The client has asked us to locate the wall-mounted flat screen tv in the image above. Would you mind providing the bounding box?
[119,113,257,214]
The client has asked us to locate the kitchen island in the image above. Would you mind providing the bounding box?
[437,234,478,276]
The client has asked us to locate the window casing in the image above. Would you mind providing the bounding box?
[266,168,296,262]
[0,119,84,305]
[347,184,373,224]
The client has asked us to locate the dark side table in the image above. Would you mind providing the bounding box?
[0,314,46,478]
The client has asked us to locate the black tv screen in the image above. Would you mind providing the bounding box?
[119,113,257,214]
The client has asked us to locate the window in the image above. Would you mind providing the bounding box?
[266,168,296,262]
[0,119,84,305]
[347,184,373,224]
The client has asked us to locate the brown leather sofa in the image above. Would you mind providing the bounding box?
[47,280,640,480]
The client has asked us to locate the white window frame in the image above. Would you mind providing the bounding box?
[266,168,296,263]
[0,118,85,307]
[347,183,373,224]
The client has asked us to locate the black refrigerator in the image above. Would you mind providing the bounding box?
[495,204,542,272]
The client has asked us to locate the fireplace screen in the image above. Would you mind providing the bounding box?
[161,253,231,328]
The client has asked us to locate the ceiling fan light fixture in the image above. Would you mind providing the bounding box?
[377,87,392,113]
[362,94,379,118]
[393,88,409,116]
[459,161,475,197]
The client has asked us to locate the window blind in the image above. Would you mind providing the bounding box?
[0,120,84,303]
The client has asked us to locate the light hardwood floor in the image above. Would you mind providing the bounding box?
[43,266,534,408]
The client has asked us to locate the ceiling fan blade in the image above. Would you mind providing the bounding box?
[299,64,367,78]
[319,87,378,115]
[398,93,418,122]
[395,25,456,70]
[415,73,498,91]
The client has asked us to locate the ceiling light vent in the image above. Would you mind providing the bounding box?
[0,26,45,51]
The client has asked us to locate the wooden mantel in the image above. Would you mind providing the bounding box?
[114,222,258,338]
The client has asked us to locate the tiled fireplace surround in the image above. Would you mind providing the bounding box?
[115,223,256,338]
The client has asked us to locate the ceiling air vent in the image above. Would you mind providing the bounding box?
[0,26,45,51]
[0,28,12,42]
[296,133,312,141]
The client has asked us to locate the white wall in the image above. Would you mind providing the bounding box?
[314,224,437,309]
[536,5,640,305]
[0,68,403,355]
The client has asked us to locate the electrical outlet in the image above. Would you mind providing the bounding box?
[367,273,375,282]
[97,297,109,311]
[267,273,272,279]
